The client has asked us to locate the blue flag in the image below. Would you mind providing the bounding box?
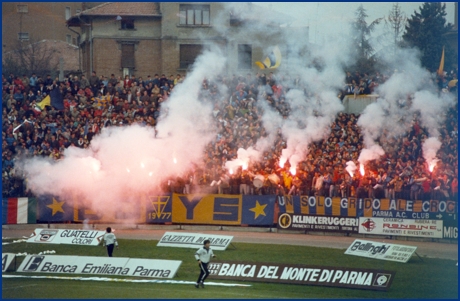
[50,87,64,110]
[36,195,74,222]
[241,195,276,226]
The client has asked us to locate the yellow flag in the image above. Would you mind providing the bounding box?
[36,95,51,110]
[255,45,282,69]
[437,46,445,77]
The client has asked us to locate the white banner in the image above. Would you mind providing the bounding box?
[359,218,443,238]
[17,255,181,278]
[123,258,181,278]
[157,232,233,251]
[344,239,417,263]
[27,228,106,246]
[2,253,16,272]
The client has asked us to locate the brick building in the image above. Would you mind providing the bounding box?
[2,2,82,53]
[2,2,84,76]
[67,2,298,77]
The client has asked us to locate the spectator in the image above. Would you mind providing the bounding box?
[2,70,457,201]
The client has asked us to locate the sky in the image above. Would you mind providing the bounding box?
[255,2,457,44]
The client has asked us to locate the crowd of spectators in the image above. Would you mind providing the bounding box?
[2,68,458,202]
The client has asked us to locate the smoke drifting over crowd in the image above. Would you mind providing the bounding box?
[21,46,227,216]
[357,48,455,172]
[224,18,353,174]
[19,3,455,217]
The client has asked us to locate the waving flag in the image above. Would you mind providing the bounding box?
[36,95,51,111]
[50,87,64,110]
[437,46,445,77]
[255,45,282,69]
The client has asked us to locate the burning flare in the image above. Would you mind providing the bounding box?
[428,159,438,172]
[289,166,296,176]
[359,164,365,176]
[279,157,287,168]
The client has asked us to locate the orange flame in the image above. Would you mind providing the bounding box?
[359,164,365,176]
[229,169,234,175]
[279,158,286,168]
[429,162,436,172]
[290,166,296,176]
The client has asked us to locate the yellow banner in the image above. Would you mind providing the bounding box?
[172,193,242,225]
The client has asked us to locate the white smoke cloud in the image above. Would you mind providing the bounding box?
[275,35,349,172]
[356,47,454,167]
[410,90,455,138]
[358,144,385,165]
[254,97,283,153]
[224,147,260,173]
[345,161,357,177]
[21,46,227,216]
[214,4,351,174]
[410,88,455,169]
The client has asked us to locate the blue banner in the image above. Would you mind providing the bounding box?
[36,195,74,222]
[241,195,276,226]
[277,196,457,219]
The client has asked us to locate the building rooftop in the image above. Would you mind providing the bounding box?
[67,2,161,25]
[79,2,161,16]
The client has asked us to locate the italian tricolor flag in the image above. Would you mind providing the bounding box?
[2,198,37,224]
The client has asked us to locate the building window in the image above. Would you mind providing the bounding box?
[66,34,72,44]
[179,5,210,25]
[238,44,252,70]
[76,9,81,14]
[179,44,203,69]
[65,7,71,20]
[18,32,29,41]
[121,19,135,30]
[121,44,135,68]
[17,5,28,13]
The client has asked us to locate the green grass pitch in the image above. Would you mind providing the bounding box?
[2,238,457,299]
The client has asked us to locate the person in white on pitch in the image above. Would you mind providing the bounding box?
[102,227,119,257]
[194,239,216,288]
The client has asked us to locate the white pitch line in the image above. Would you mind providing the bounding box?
[2,239,27,245]
[2,275,251,287]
